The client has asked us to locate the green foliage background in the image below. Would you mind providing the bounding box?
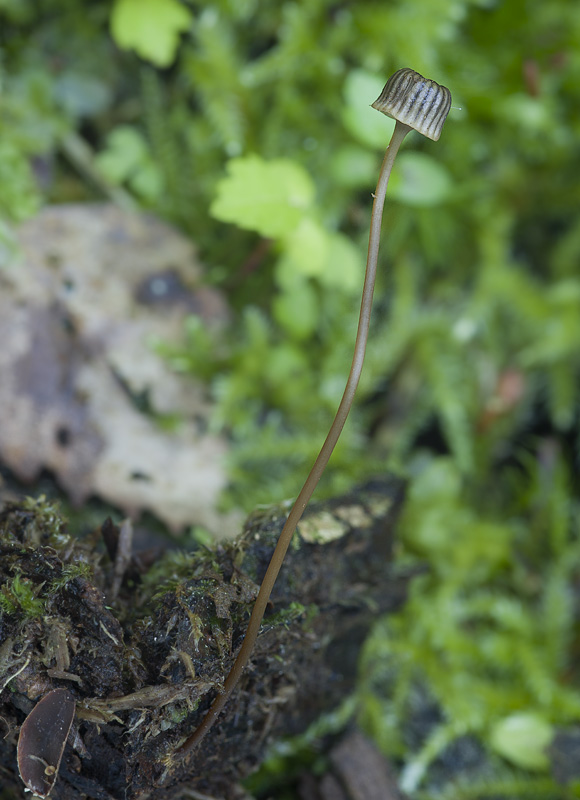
[1,0,580,796]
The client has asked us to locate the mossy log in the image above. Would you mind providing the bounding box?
[0,478,406,800]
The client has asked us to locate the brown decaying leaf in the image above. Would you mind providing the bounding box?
[0,204,237,533]
[17,688,76,798]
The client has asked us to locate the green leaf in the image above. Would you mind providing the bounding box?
[95,126,149,182]
[389,152,452,207]
[283,218,330,278]
[489,712,554,771]
[110,0,191,67]
[342,69,395,149]
[130,163,164,201]
[210,155,315,239]
[95,125,164,201]
[275,227,362,295]
[273,280,319,340]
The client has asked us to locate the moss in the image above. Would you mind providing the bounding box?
[48,562,94,592]
[18,496,70,547]
[359,455,580,792]
[0,480,403,799]
[261,601,307,632]
[0,573,45,618]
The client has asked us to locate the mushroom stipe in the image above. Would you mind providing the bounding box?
[176,67,452,760]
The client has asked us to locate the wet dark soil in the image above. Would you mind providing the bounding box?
[0,479,407,800]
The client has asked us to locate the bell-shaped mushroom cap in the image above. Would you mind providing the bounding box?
[372,68,452,141]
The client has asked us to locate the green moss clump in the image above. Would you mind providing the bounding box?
[0,573,45,618]
[359,455,580,793]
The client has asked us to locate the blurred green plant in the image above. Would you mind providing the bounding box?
[110,0,192,67]
[359,452,580,792]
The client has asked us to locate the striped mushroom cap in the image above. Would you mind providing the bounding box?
[372,68,451,141]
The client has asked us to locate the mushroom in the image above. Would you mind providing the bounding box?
[177,67,452,758]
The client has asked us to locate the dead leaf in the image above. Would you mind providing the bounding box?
[0,204,237,533]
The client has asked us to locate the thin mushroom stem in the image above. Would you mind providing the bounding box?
[176,118,412,759]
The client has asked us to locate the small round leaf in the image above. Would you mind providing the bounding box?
[489,712,554,771]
